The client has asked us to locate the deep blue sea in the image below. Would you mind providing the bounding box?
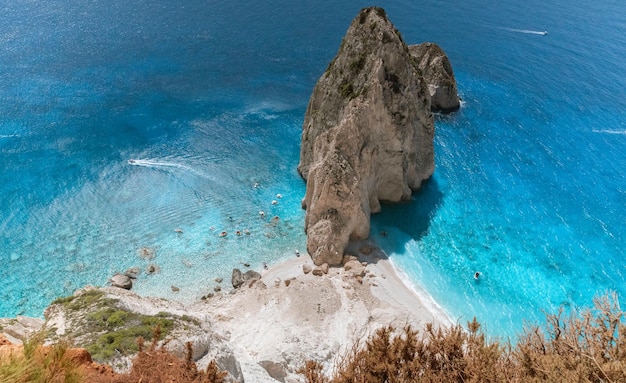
[1,0,624,339]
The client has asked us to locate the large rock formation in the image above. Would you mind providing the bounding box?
[409,42,460,113]
[298,7,435,266]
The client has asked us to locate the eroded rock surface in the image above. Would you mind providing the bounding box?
[298,7,435,265]
[409,42,460,113]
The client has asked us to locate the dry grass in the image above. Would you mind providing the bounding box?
[4,292,624,383]
[301,292,626,383]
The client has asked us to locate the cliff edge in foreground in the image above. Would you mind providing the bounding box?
[299,7,459,266]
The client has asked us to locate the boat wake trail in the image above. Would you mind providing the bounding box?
[592,129,626,135]
[504,28,548,35]
[127,158,206,177]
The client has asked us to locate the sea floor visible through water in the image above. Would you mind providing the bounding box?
[1,0,625,340]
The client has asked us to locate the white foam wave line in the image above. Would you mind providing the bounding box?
[504,28,548,35]
[592,129,626,135]
[387,257,454,327]
[0,134,19,139]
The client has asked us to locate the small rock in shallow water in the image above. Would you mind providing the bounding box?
[110,273,133,290]
[171,285,180,292]
[125,267,141,279]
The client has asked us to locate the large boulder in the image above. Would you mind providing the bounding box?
[231,268,262,289]
[110,273,133,290]
[409,42,460,113]
[298,7,435,265]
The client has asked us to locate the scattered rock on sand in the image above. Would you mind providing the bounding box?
[302,263,313,274]
[259,360,287,383]
[232,268,262,289]
[320,263,329,274]
[344,260,366,279]
[312,267,324,277]
[110,273,132,290]
[201,293,214,300]
[342,254,358,264]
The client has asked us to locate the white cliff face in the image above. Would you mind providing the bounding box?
[298,7,435,266]
[409,42,461,113]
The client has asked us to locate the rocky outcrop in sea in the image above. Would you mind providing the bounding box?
[298,7,458,266]
[409,42,460,113]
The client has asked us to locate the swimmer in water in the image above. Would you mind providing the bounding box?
[474,271,481,280]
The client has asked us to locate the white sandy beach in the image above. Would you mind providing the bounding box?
[0,240,452,383]
[191,240,452,382]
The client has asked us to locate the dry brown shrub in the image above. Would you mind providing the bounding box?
[302,292,626,383]
[512,291,626,383]
[86,325,229,383]
[323,323,507,383]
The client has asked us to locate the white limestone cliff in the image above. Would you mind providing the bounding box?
[298,7,435,266]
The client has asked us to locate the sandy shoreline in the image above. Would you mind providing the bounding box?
[0,240,452,382]
[189,240,452,381]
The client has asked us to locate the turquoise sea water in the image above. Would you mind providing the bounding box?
[1,0,624,339]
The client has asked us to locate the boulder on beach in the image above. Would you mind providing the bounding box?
[231,268,262,289]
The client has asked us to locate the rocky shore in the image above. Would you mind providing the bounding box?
[1,7,459,383]
[0,242,451,382]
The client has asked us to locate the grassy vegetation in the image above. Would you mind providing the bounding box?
[86,312,174,361]
[47,289,193,363]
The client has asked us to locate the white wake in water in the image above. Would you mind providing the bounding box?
[592,129,626,135]
[127,158,206,177]
[504,28,548,35]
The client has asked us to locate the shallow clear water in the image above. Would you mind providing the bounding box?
[1,0,624,339]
